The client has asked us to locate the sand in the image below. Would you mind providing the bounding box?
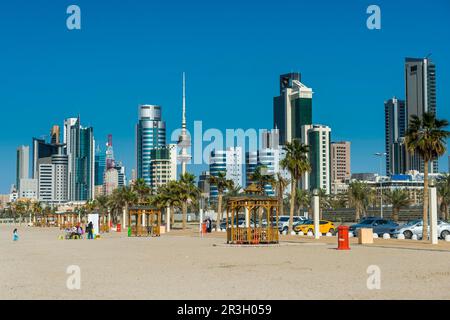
[1,225,450,300]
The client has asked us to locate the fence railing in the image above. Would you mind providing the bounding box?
[227,227,279,244]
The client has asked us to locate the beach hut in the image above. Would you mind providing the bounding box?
[226,184,280,245]
[128,205,161,237]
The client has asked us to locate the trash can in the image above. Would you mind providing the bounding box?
[127,226,132,237]
[117,223,122,233]
[337,225,350,250]
[202,223,207,235]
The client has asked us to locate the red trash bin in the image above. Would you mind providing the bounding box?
[202,223,207,235]
[337,225,350,250]
[117,223,122,233]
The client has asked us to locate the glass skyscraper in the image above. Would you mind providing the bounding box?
[273,73,313,145]
[136,105,166,186]
[65,117,95,201]
[404,57,438,173]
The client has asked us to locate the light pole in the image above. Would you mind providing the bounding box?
[374,153,387,219]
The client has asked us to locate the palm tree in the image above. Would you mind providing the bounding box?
[296,188,311,217]
[275,173,289,217]
[96,195,110,216]
[280,140,311,233]
[209,172,234,231]
[405,112,449,241]
[222,184,242,212]
[249,165,275,195]
[113,186,137,226]
[437,174,450,221]
[32,201,43,224]
[348,181,370,221]
[158,181,182,228]
[384,189,410,222]
[132,178,151,203]
[178,173,200,229]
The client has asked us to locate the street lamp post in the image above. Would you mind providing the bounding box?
[374,153,387,219]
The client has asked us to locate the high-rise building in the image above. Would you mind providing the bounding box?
[103,168,119,196]
[384,97,407,175]
[94,145,106,187]
[209,147,243,200]
[245,148,289,196]
[52,145,69,203]
[16,145,29,190]
[38,161,54,202]
[198,171,211,198]
[330,141,351,194]
[51,125,60,145]
[301,124,331,194]
[260,128,280,150]
[18,178,37,200]
[274,73,313,145]
[32,138,58,179]
[136,105,166,186]
[65,117,95,201]
[405,57,438,173]
[115,162,127,188]
[149,145,177,192]
[330,141,351,182]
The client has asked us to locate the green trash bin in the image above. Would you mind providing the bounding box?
[128,226,132,237]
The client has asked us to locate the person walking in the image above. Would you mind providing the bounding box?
[87,221,94,240]
[13,228,19,241]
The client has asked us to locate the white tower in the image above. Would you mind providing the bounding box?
[178,72,191,176]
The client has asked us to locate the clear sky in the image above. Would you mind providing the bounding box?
[0,0,449,193]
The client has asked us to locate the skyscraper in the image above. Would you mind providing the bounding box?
[209,147,243,200]
[50,125,60,145]
[149,145,177,192]
[384,97,406,175]
[405,57,438,173]
[32,138,58,179]
[136,105,166,185]
[301,124,331,194]
[274,73,313,145]
[16,145,29,190]
[65,117,95,201]
[94,145,106,187]
[51,145,69,203]
[330,141,351,185]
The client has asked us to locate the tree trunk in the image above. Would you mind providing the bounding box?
[216,194,223,231]
[355,204,360,222]
[392,207,399,222]
[289,180,296,233]
[182,202,187,229]
[423,160,429,241]
[278,193,284,217]
[171,206,175,226]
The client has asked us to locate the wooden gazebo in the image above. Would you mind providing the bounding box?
[226,185,279,245]
[58,213,79,229]
[128,206,161,237]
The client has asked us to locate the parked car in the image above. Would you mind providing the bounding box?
[349,218,399,237]
[293,219,313,233]
[294,220,336,235]
[278,216,306,233]
[391,219,450,240]
[219,218,246,230]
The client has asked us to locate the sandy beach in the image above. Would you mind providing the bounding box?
[1,225,450,300]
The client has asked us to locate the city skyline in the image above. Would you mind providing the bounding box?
[1,0,450,193]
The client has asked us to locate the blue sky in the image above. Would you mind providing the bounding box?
[0,0,449,193]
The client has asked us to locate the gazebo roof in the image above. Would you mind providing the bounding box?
[129,205,160,211]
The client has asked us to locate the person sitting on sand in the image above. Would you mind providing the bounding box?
[13,229,19,241]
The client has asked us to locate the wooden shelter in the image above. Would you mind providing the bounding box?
[226,185,279,245]
[128,206,161,237]
[58,212,80,229]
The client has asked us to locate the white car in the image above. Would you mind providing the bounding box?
[392,219,450,240]
[277,216,306,233]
